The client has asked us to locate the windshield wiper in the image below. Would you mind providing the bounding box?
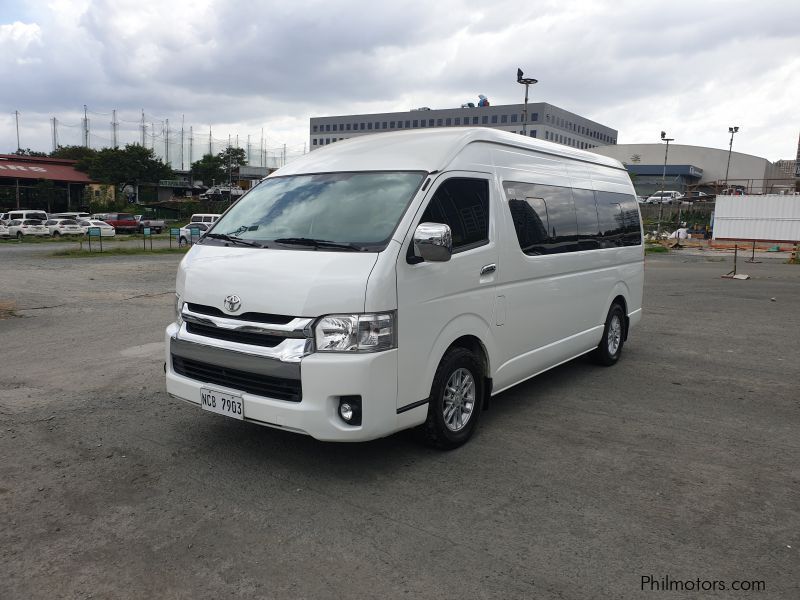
[273,237,364,251]
[204,233,263,248]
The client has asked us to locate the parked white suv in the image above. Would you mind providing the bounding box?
[646,190,684,204]
[45,219,84,237]
[7,219,49,239]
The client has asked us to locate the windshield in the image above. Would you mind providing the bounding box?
[207,171,425,250]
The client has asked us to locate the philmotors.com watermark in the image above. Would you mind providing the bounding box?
[641,575,766,592]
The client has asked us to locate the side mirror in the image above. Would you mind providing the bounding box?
[413,222,452,262]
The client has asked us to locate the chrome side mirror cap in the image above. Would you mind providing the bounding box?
[413,222,452,262]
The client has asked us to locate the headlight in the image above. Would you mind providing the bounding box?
[314,312,396,353]
[175,293,184,324]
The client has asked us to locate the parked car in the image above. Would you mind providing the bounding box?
[92,212,138,233]
[7,219,49,239]
[0,222,10,237]
[189,213,222,224]
[45,218,84,237]
[646,190,684,204]
[78,219,116,237]
[0,212,10,224]
[134,214,166,233]
[684,191,715,202]
[178,222,210,246]
[7,209,49,222]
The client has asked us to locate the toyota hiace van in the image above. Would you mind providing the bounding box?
[166,129,644,448]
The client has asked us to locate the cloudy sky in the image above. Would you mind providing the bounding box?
[1,0,799,164]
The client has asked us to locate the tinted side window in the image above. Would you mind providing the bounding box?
[504,182,577,254]
[595,191,641,247]
[618,195,642,246]
[573,188,600,251]
[421,178,489,252]
[595,191,625,247]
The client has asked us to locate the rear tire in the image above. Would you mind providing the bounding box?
[423,347,484,450]
[53,231,61,237]
[593,303,626,366]
[16,232,22,240]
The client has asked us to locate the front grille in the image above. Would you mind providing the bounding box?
[172,355,302,402]
[185,321,283,347]
[187,302,294,324]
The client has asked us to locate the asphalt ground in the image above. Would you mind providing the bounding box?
[0,247,798,599]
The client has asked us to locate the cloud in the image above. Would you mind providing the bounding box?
[1,0,798,161]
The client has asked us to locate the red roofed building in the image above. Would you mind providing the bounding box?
[0,154,96,212]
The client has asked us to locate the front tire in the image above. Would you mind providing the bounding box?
[423,347,484,449]
[593,304,625,366]
[53,231,61,237]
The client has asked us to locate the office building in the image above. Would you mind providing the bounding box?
[310,103,617,152]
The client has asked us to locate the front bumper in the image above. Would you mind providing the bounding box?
[164,323,400,442]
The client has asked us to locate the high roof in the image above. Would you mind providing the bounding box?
[0,154,94,183]
[275,128,625,176]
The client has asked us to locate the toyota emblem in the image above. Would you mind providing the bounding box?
[223,294,241,313]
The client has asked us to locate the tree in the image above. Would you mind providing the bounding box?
[218,146,247,168]
[13,148,48,157]
[82,144,173,186]
[50,145,97,162]
[190,153,227,186]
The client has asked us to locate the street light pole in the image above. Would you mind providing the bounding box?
[657,131,674,237]
[517,68,538,137]
[723,126,739,192]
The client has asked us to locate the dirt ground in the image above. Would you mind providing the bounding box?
[1,247,798,599]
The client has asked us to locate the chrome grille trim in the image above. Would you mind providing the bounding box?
[181,304,313,338]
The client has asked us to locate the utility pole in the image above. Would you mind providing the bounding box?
[657,131,674,237]
[283,144,287,167]
[141,109,146,146]
[247,134,251,166]
[180,115,185,170]
[208,129,212,155]
[14,110,21,150]
[83,104,89,147]
[151,122,155,151]
[189,126,193,166]
[724,126,740,192]
[111,109,118,148]
[228,134,232,186]
[164,119,170,165]
[517,68,538,136]
[260,127,264,167]
[51,117,57,152]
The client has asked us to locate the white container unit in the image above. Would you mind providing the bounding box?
[713,195,800,243]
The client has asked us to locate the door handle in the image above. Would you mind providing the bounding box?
[480,264,497,276]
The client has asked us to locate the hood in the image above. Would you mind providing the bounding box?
[177,245,379,317]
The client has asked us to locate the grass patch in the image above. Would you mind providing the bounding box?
[645,245,669,254]
[50,247,189,258]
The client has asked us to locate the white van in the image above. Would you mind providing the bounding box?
[190,213,221,224]
[8,209,49,222]
[165,129,643,448]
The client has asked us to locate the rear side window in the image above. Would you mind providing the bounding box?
[504,182,578,254]
[504,183,641,254]
[595,191,642,247]
[420,178,490,252]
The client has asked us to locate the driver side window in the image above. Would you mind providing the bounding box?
[420,178,490,252]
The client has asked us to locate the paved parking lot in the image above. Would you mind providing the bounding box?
[1,247,798,599]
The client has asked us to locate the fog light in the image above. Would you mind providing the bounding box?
[337,395,362,426]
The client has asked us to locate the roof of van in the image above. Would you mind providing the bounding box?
[274,128,626,176]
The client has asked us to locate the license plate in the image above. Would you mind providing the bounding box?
[199,388,244,420]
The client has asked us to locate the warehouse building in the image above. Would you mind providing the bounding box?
[0,154,94,212]
[309,102,617,152]
[592,144,793,195]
